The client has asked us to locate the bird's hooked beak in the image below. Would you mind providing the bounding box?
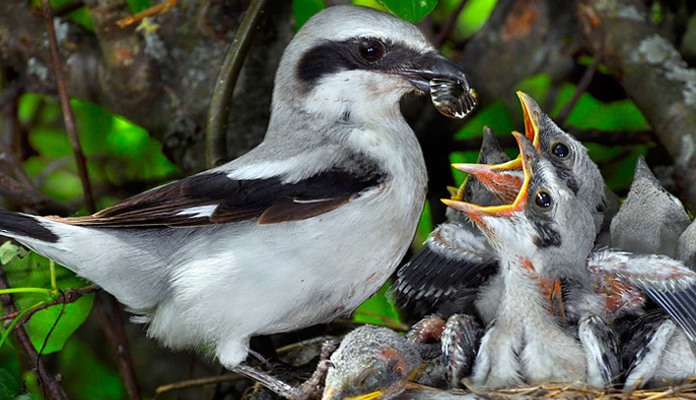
[517,91,542,147]
[400,53,477,119]
[400,53,468,93]
[443,132,534,228]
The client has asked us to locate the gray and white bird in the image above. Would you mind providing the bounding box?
[610,156,690,257]
[516,91,617,239]
[0,5,473,392]
[610,157,696,388]
[445,132,619,389]
[678,219,696,269]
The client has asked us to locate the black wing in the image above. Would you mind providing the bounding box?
[392,221,497,319]
[56,167,385,227]
[643,286,696,345]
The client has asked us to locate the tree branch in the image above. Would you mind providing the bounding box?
[206,0,268,167]
[41,0,95,213]
[578,0,696,208]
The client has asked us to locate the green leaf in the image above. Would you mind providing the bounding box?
[353,282,403,328]
[1,248,94,354]
[352,0,388,12]
[293,0,324,30]
[456,0,497,38]
[125,0,151,13]
[0,368,21,399]
[453,101,517,141]
[414,201,433,247]
[430,0,497,39]
[377,0,437,22]
[0,243,27,266]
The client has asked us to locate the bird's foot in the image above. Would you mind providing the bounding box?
[441,314,482,388]
[406,314,446,343]
[293,340,338,399]
[234,339,338,400]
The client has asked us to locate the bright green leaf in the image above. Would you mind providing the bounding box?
[515,73,552,103]
[293,0,324,30]
[28,127,72,159]
[24,295,93,354]
[2,250,94,354]
[42,170,84,203]
[456,0,497,38]
[377,0,437,22]
[453,100,517,141]
[0,242,27,266]
[353,282,403,328]
[352,0,388,12]
[414,200,433,247]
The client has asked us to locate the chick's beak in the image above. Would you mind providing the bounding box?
[344,391,383,400]
[516,91,542,147]
[452,158,523,204]
[443,132,534,229]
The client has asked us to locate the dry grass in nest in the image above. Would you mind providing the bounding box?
[459,379,696,399]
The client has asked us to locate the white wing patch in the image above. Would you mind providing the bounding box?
[175,205,217,218]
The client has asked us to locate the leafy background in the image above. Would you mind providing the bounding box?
[0,0,692,398]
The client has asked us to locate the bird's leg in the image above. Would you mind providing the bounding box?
[233,364,302,399]
[294,339,339,397]
[578,313,620,388]
[234,339,338,400]
[441,313,482,389]
[406,314,446,343]
[624,318,677,390]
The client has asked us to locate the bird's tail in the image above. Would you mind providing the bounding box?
[0,208,59,244]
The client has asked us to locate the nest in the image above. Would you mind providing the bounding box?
[463,380,696,400]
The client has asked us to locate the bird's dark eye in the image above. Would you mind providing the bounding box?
[551,142,569,158]
[535,191,552,208]
[358,38,386,62]
[463,185,473,201]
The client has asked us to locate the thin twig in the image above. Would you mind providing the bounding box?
[155,374,245,397]
[435,0,468,48]
[42,2,140,397]
[0,267,67,400]
[0,285,98,324]
[557,55,601,124]
[40,0,95,213]
[116,0,177,28]
[206,0,268,168]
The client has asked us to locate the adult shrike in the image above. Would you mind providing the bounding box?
[0,3,473,386]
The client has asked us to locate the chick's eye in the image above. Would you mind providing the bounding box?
[552,143,569,158]
[358,39,386,62]
[535,191,552,208]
